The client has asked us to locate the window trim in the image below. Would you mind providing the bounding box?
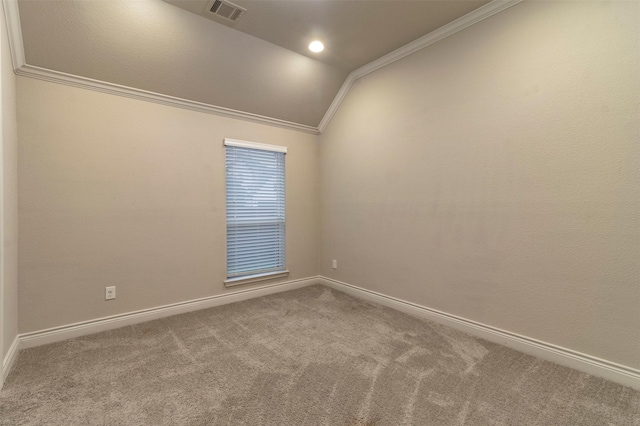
[223,138,288,287]
[224,138,287,154]
[224,270,290,287]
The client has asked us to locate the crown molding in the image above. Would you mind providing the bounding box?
[3,0,521,135]
[1,1,319,135]
[317,0,523,133]
[2,0,24,71]
[16,64,321,134]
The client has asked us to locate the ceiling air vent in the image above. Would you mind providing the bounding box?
[207,0,246,22]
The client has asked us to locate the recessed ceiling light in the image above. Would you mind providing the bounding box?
[308,40,324,53]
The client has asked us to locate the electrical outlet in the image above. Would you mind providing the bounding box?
[105,286,116,300]
[332,259,338,269]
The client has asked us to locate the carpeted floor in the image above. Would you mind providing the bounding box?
[1,285,639,425]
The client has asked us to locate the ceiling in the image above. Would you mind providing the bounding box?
[164,0,490,71]
[16,0,490,128]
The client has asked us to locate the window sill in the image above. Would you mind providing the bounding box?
[224,270,290,288]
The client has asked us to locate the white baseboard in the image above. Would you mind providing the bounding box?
[319,276,640,391]
[7,275,638,391]
[2,335,19,383]
[17,276,319,353]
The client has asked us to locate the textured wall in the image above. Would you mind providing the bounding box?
[2,4,18,361]
[18,77,319,333]
[319,1,640,368]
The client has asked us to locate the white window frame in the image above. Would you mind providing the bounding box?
[223,138,288,286]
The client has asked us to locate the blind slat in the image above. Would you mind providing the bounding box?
[226,145,286,279]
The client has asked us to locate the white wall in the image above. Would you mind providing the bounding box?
[320,1,640,369]
[17,77,319,333]
[1,0,18,369]
[8,0,640,380]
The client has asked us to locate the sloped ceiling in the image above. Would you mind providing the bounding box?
[18,0,347,127]
[14,0,495,130]
[164,0,490,71]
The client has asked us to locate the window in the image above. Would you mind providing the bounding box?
[224,139,288,286]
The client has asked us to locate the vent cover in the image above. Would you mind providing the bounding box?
[207,0,246,22]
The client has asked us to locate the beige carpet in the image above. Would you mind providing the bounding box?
[1,285,639,425]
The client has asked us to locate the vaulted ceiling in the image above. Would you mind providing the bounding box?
[13,0,497,131]
[164,0,490,71]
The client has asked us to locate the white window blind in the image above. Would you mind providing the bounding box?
[225,140,286,280]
